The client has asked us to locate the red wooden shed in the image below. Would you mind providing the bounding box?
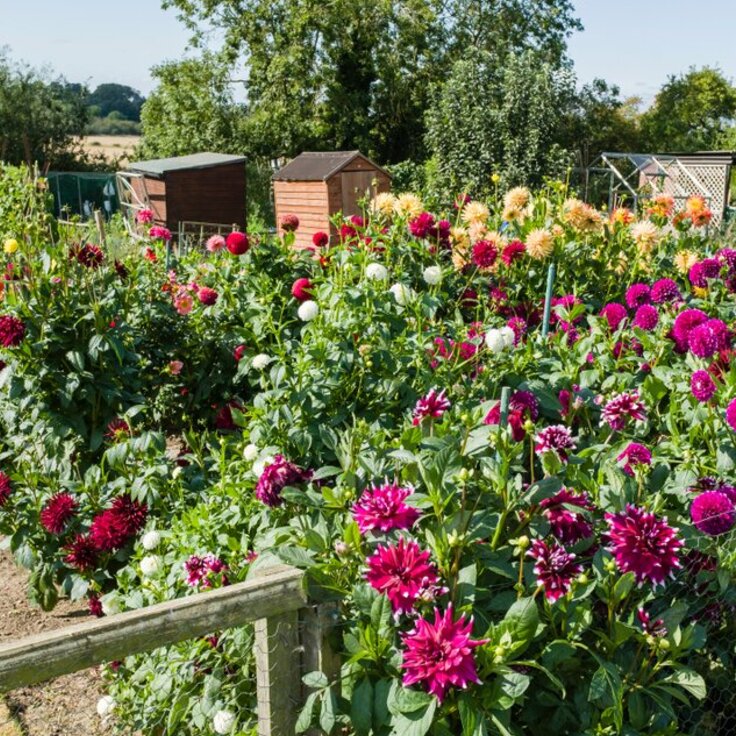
[122,152,247,235]
[272,150,391,248]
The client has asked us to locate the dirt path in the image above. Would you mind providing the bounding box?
[0,549,106,736]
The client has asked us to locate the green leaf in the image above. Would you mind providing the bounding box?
[661,668,706,700]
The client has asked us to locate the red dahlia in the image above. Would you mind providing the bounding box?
[40,493,78,534]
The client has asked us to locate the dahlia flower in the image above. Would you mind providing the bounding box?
[601,391,647,431]
[599,303,627,331]
[605,504,682,586]
[205,234,225,252]
[650,278,680,304]
[540,488,594,544]
[0,472,11,506]
[226,231,249,255]
[633,304,658,331]
[281,214,299,232]
[352,483,420,534]
[691,369,716,402]
[0,315,25,347]
[297,300,319,322]
[412,388,451,426]
[197,287,219,306]
[423,266,442,285]
[625,284,651,309]
[525,229,554,260]
[528,539,582,602]
[255,454,312,507]
[690,491,736,536]
[366,538,440,616]
[535,425,576,461]
[40,493,77,534]
[616,442,652,476]
[401,606,486,702]
[291,277,313,301]
[366,263,388,281]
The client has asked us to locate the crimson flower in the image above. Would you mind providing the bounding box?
[365,538,440,616]
[401,606,486,702]
[352,483,420,534]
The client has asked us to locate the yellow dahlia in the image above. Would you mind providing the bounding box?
[394,193,424,219]
[461,201,490,226]
[525,229,554,260]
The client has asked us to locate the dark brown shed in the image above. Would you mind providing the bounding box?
[124,152,247,235]
[272,150,391,248]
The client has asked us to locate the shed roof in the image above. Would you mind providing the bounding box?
[127,152,247,176]
[272,150,391,181]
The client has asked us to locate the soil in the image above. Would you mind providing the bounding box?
[0,548,106,736]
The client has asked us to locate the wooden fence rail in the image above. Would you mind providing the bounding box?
[0,564,320,736]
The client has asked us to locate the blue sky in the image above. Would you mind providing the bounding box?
[1,0,735,104]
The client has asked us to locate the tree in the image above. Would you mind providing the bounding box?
[160,0,581,162]
[88,83,145,121]
[425,50,575,197]
[640,67,736,152]
[138,54,243,159]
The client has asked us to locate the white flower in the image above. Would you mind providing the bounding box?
[100,593,121,616]
[423,266,442,285]
[140,555,162,578]
[485,328,506,354]
[96,695,116,717]
[252,353,271,370]
[365,263,388,281]
[499,326,516,348]
[297,300,319,322]
[212,709,236,734]
[141,530,161,551]
[243,443,259,462]
[390,283,414,306]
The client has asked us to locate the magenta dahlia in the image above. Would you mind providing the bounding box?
[540,488,594,544]
[633,304,658,331]
[691,491,736,536]
[605,504,682,586]
[616,442,652,476]
[650,278,680,304]
[64,534,99,571]
[401,606,486,702]
[528,539,582,602]
[535,425,576,461]
[365,537,440,616]
[412,388,451,426]
[471,240,498,269]
[599,302,627,331]
[0,315,25,347]
[255,454,312,507]
[40,493,77,534]
[691,370,716,402]
[625,284,651,309]
[352,483,420,534]
[601,391,647,431]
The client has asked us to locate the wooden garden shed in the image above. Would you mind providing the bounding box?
[121,152,247,235]
[272,150,391,248]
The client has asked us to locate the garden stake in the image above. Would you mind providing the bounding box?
[541,262,556,337]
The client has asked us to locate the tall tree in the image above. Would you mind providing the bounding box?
[640,67,736,152]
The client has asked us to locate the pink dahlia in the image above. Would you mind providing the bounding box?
[601,391,647,431]
[726,398,736,431]
[197,286,219,306]
[690,491,736,536]
[291,277,313,302]
[625,284,651,309]
[206,234,226,252]
[528,539,582,602]
[149,226,172,242]
[409,212,436,239]
[599,303,627,331]
[40,493,78,534]
[691,369,716,402]
[365,537,440,616]
[0,472,11,506]
[688,319,729,359]
[401,606,486,703]
[616,442,652,476]
[0,315,25,347]
[281,214,300,232]
[412,388,451,426]
[633,304,658,331]
[352,483,420,534]
[540,488,594,544]
[226,231,249,255]
[534,425,576,461]
[471,240,498,269]
[255,454,312,507]
[671,308,709,352]
[605,504,682,586]
[501,240,526,266]
[64,534,99,571]
[312,231,329,248]
[650,278,680,304]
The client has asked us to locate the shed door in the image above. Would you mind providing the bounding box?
[341,171,376,216]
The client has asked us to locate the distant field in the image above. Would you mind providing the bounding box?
[79,135,141,165]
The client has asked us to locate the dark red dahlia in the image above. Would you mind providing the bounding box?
[0,315,25,347]
[40,493,77,534]
[226,231,249,255]
[0,472,11,506]
[64,534,99,571]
